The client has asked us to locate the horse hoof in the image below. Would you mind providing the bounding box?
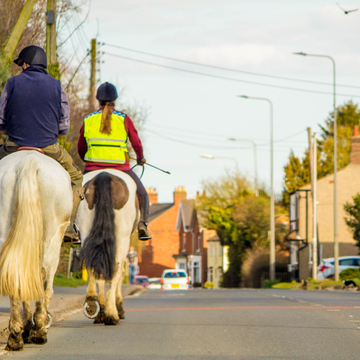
[45,313,53,329]
[119,312,125,320]
[117,302,125,319]
[22,330,32,344]
[83,300,100,319]
[93,310,105,324]
[31,336,47,345]
[104,316,119,326]
[5,333,24,351]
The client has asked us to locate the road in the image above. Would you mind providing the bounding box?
[3,288,360,359]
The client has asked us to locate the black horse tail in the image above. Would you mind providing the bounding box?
[80,172,116,280]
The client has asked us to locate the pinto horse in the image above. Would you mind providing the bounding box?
[77,170,138,325]
[0,151,72,351]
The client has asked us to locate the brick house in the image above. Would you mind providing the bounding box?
[173,199,214,285]
[138,187,186,278]
[294,126,360,279]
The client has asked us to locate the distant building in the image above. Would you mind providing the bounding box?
[294,126,360,279]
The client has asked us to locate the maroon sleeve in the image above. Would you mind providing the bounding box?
[125,115,144,159]
[77,123,87,161]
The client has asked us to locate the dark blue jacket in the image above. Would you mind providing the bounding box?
[4,66,62,147]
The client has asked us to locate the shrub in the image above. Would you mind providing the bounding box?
[204,281,214,289]
[340,268,360,280]
[264,279,280,288]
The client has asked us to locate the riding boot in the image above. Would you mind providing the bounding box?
[64,185,85,243]
[138,194,151,241]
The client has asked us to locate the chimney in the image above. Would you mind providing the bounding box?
[173,186,187,205]
[146,188,158,205]
[350,125,360,165]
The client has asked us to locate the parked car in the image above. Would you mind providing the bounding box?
[148,277,161,290]
[317,256,360,279]
[135,275,149,288]
[160,269,189,290]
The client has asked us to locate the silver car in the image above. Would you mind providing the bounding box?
[160,269,189,290]
[317,256,360,279]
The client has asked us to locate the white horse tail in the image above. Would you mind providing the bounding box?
[81,172,116,280]
[0,155,44,301]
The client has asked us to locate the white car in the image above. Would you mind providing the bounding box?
[160,269,189,290]
[148,277,161,290]
[317,256,360,279]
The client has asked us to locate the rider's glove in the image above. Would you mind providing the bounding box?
[137,158,146,166]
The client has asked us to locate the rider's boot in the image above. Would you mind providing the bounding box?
[64,185,85,243]
[138,194,151,241]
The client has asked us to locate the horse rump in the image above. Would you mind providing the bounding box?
[80,172,117,280]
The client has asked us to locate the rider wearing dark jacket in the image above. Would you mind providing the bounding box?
[0,45,84,241]
[77,82,151,241]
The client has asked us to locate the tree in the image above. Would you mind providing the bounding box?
[344,193,360,254]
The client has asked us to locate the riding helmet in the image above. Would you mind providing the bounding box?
[96,82,118,102]
[14,45,47,68]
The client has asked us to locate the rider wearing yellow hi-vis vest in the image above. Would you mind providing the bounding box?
[78,82,151,241]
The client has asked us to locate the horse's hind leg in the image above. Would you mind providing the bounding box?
[6,297,24,351]
[30,299,48,345]
[116,263,125,320]
[94,280,106,324]
[104,263,122,325]
[22,301,33,344]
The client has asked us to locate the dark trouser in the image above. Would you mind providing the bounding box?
[0,140,83,186]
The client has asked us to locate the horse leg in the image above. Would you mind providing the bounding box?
[84,271,100,319]
[116,263,125,320]
[5,297,24,351]
[22,301,33,344]
[30,299,48,345]
[104,263,121,325]
[94,280,106,324]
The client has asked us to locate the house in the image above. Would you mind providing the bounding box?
[293,126,360,279]
[138,187,186,278]
[173,199,215,285]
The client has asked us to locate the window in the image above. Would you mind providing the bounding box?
[208,267,213,282]
[218,244,222,256]
[197,233,201,251]
[164,271,187,278]
[179,263,186,270]
[339,259,357,266]
[209,244,213,256]
[182,233,186,252]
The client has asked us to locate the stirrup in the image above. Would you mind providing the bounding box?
[64,222,81,244]
[138,222,152,241]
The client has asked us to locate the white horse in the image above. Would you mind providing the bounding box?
[77,169,138,325]
[0,151,72,351]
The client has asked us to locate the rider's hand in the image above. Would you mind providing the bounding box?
[137,158,146,166]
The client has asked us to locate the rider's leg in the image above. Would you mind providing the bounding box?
[0,140,19,160]
[122,169,151,241]
[42,142,84,241]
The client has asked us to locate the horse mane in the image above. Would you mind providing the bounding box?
[80,172,117,280]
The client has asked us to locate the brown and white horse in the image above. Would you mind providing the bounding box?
[0,151,72,351]
[77,169,138,325]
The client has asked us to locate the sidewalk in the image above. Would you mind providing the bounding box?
[0,284,144,334]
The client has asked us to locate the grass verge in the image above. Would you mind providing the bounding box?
[53,274,88,287]
[271,278,360,290]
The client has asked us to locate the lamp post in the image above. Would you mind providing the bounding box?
[228,138,258,197]
[293,52,338,281]
[200,154,239,173]
[237,95,275,281]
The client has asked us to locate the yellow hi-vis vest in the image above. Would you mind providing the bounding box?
[83,110,128,164]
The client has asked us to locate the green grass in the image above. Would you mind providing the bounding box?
[271,278,360,290]
[53,275,88,288]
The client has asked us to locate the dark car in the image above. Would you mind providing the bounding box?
[135,275,149,288]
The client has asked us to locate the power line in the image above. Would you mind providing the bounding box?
[104,52,360,98]
[103,43,360,90]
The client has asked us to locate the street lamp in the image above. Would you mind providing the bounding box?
[293,52,338,281]
[228,138,258,197]
[237,95,275,281]
[200,154,239,173]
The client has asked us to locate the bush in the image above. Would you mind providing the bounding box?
[264,279,280,288]
[204,281,214,289]
[340,268,360,280]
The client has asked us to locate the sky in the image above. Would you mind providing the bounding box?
[63,0,360,203]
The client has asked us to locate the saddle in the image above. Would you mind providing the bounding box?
[17,146,45,155]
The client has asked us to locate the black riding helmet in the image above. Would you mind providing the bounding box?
[14,45,47,68]
[96,82,118,102]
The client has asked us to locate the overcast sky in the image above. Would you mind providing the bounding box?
[65,0,360,202]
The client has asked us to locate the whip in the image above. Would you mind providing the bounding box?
[130,156,171,176]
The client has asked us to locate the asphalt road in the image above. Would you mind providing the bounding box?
[3,288,360,359]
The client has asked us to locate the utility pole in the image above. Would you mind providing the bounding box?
[89,39,96,111]
[312,133,318,280]
[46,0,57,67]
[307,127,313,194]
[3,0,38,62]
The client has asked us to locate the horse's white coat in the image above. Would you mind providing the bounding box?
[77,169,138,323]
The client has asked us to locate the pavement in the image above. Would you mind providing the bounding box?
[0,283,144,335]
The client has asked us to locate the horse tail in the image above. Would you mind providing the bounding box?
[0,155,44,301]
[81,172,116,280]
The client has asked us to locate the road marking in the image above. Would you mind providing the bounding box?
[126,306,360,312]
